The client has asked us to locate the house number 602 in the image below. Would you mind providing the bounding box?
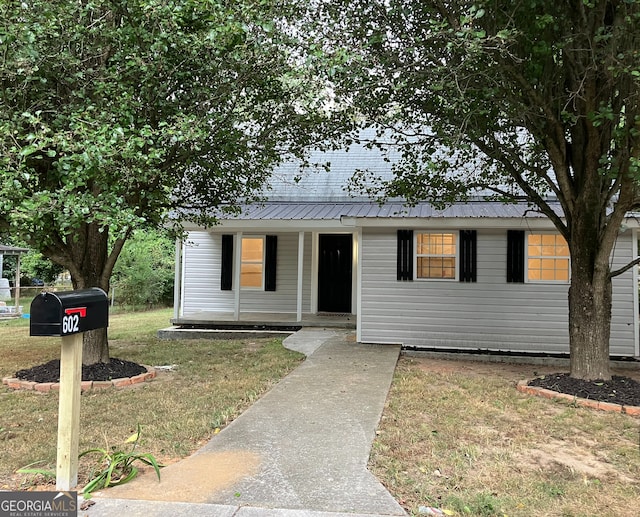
[62,314,80,334]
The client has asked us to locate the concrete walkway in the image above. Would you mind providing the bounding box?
[85,329,406,517]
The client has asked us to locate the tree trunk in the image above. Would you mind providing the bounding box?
[67,223,112,366]
[82,328,109,365]
[567,234,612,381]
[42,219,130,365]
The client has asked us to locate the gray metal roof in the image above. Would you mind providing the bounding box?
[227,201,553,221]
[198,128,562,224]
[261,127,506,202]
[262,130,406,202]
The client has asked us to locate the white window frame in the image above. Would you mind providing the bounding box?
[240,235,265,290]
[525,232,570,284]
[414,231,458,281]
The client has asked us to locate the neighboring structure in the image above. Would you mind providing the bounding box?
[173,142,639,357]
[0,244,28,315]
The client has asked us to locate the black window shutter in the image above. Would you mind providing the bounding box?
[506,230,525,283]
[459,230,477,282]
[221,234,233,290]
[265,235,277,291]
[397,230,413,281]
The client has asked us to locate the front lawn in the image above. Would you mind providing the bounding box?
[371,356,640,517]
[0,308,304,490]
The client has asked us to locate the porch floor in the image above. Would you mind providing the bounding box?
[171,311,356,330]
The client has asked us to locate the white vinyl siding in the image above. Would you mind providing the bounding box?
[181,231,312,315]
[359,228,637,356]
[609,232,637,356]
[182,232,232,314]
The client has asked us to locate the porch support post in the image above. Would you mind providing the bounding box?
[173,238,182,320]
[310,232,318,314]
[233,232,242,321]
[296,231,304,322]
[633,228,639,356]
[356,229,362,343]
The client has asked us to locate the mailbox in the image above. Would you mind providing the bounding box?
[30,288,109,337]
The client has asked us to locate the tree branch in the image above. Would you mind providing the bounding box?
[610,256,640,278]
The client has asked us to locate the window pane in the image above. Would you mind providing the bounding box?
[241,237,264,288]
[242,238,263,262]
[540,268,556,281]
[541,244,556,256]
[416,233,456,279]
[241,263,263,287]
[527,233,570,282]
[427,234,441,254]
[556,260,569,280]
[441,258,456,278]
[417,257,455,279]
[541,258,555,271]
[442,243,456,255]
[528,242,542,256]
[541,234,556,246]
[416,258,429,278]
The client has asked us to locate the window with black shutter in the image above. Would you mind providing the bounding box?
[459,230,477,282]
[221,234,233,290]
[397,230,413,281]
[265,235,277,291]
[506,230,525,283]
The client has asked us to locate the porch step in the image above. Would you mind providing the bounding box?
[158,326,295,340]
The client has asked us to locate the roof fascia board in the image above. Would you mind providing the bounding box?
[344,217,561,229]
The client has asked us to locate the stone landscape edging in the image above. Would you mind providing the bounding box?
[517,380,640,416]
[2,366,156,393]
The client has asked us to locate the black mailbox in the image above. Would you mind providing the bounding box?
[30,288,109,337]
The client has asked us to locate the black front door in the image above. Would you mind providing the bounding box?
[318,234,352,313]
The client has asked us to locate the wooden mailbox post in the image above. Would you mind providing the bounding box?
[30,288,109,491]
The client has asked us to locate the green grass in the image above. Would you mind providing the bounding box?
[5,311,640,515]
[0,308,304,490]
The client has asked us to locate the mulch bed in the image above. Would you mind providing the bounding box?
[15,358,147,383]
[529,373,640,407]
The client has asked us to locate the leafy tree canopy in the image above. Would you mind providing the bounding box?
[0,0,326,285]
[0,0,330,363]
[306,0,640,379]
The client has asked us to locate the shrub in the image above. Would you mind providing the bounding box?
[111,230,174,308]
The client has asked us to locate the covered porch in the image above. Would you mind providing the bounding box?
[174,222,361,327]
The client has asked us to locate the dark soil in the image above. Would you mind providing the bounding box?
[529,373,640,407]
[15,358,147,383]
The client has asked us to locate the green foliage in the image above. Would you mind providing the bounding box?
[79,424,161,498]
[0,0,328,357]
[306,0,640,379]
[16,461,56,482]
[19,251,64,284]
[111,230,174,308]
[0,0,325,287]
[441,492,504,516]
